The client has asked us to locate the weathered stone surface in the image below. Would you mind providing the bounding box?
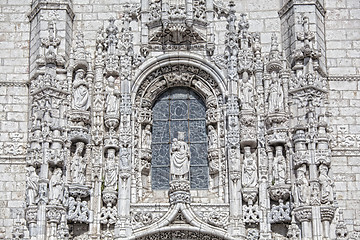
[0,0,359,239]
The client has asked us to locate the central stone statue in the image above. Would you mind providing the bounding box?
[170,132,190,180]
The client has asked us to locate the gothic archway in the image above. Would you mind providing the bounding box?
[132,57,227,203]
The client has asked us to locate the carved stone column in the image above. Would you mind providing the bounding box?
[287,12,335,240]
[115,9,136,239]
[27,2,73,236]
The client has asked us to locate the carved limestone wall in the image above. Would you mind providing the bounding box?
[0,0,359,240]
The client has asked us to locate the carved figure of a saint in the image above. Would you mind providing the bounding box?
[120,148,130,170]
[170,132,190,180]
[71,142,86,185]
[319,164,334,204]
[294,164,310,206]
[240,71,254,109]
[105,148,118,191]
[72,69,90,111]
[268,71,284,113]
[26,166,39,206]
[49,168,64,205]
[242,146,258,188]
[142,124,152,150]
[273,146,286,185]
[105,76,120,116]
[208,125,218,149]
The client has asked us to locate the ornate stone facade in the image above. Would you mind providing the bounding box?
[0,0,360,239]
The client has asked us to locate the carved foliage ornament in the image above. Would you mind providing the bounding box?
[136,64,221,108]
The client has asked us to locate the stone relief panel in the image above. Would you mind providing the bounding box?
[19,0,348,239]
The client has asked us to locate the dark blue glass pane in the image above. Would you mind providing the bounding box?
[152,87,209,190]
[189,120,207,142]
[189,99,206,119]
[170,120,189,142]
[152,167,170,189]
[153,101,169,120]
[152,121,169,143]
[152,143,170,166]
[170,100,188,120]
[190,143,208,165]
[190,166,208,189]
[170,88,189,99]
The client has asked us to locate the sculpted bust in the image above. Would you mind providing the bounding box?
[170,132,190,180]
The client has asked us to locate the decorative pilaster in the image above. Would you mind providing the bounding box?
[115,7,136,239]
[225,3,243,238]
[286,11,335,240]
[26,9,71,238]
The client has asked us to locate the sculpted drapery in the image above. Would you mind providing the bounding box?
[72,69,90,111]
[170,132,190,180]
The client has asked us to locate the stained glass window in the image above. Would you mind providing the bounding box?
[151,87,208,189]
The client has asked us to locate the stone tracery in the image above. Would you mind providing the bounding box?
[22,0,339,239]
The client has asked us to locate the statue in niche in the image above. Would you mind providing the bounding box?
[71,142,87,185]
[104,148,118,191]
[105,76,120,116]
[319,164,334,204]
[294,164,310,206]
[242,146,258,188]
[170,132,190,180]
[208,125,218,149]
[26,166,39,206]
[142,124,152,150]
[268,71,284,113]
[120,148,130,170]
[240,71,254,109]
[72,69,90,111]
[49,168,64,205]
[273,146,286,185]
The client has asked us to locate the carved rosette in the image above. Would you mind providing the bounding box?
[169,180,191,205]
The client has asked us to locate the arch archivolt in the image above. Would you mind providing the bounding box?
[132,58,228,203]
[135,63,223,110]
